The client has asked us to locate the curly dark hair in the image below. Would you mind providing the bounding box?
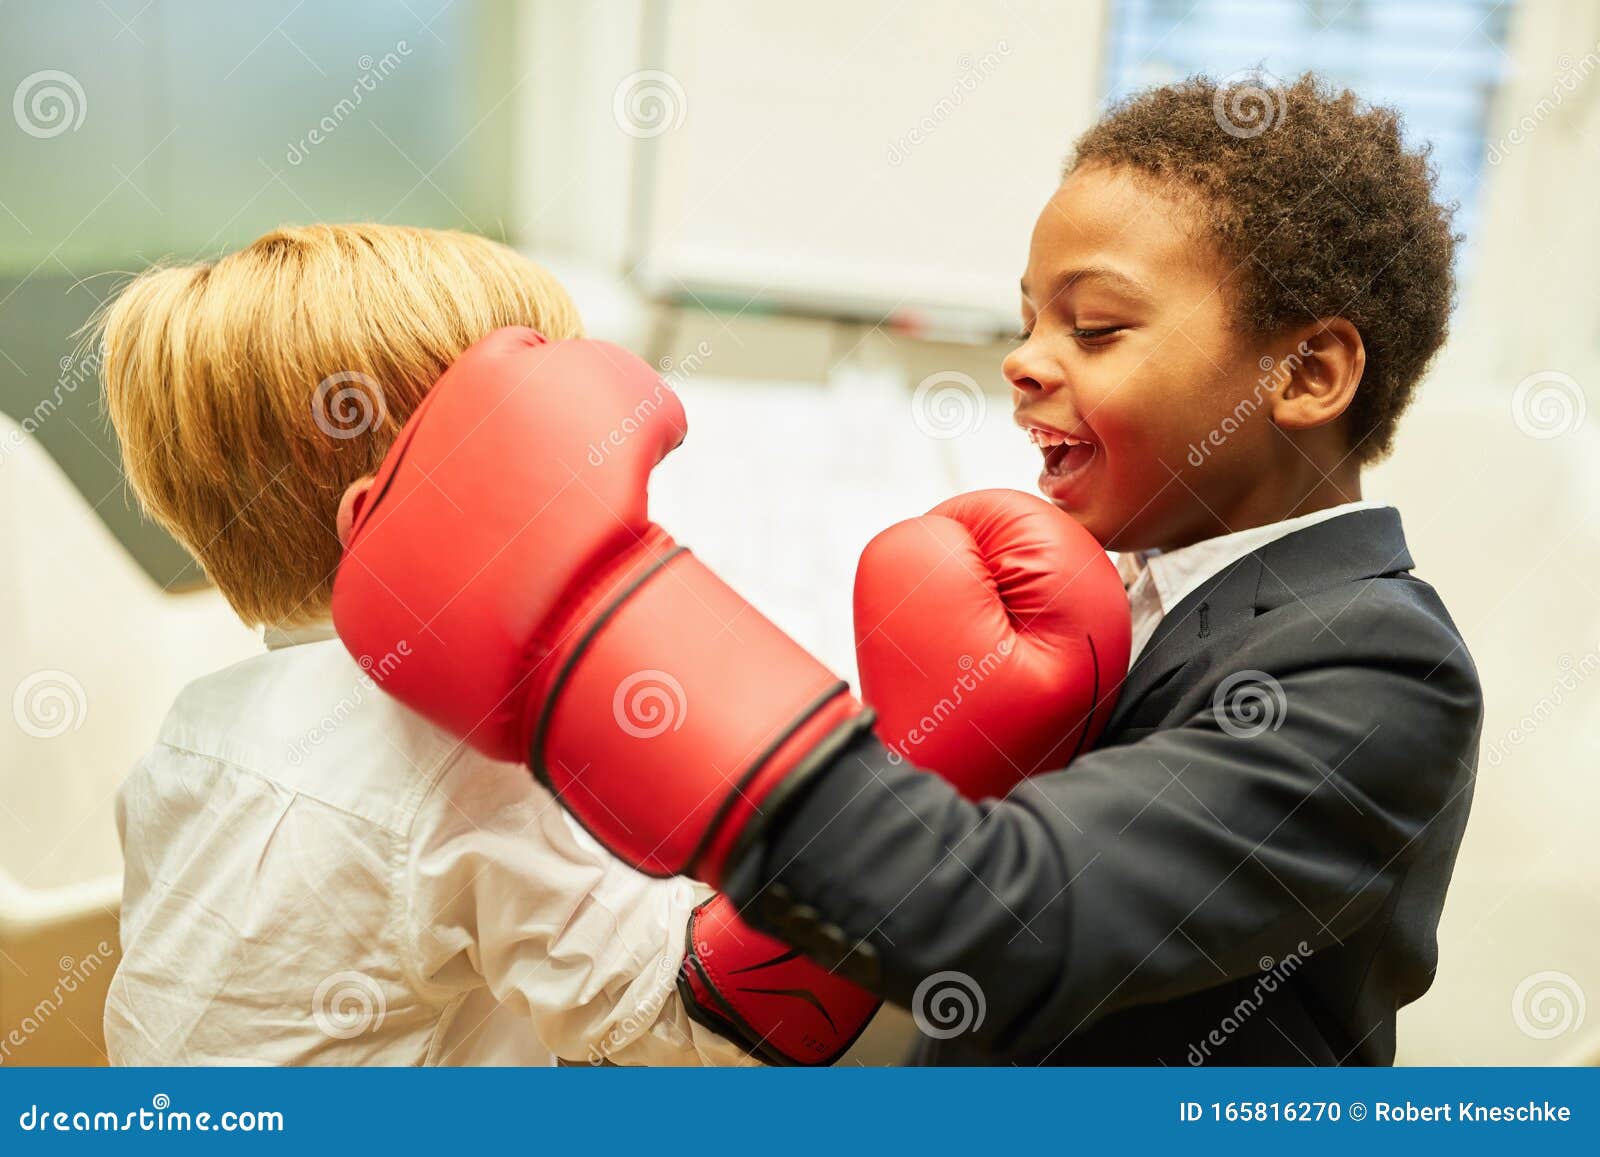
[1068,72,1458,464]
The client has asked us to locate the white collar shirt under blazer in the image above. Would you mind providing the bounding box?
[106,621,750,1066]
[1115,500,1389,667]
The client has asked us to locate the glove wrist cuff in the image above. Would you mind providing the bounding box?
[531,544,871,885]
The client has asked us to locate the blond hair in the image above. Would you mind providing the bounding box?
[97,223,583,627]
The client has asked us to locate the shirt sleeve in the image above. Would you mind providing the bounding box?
[401,749,753,1066]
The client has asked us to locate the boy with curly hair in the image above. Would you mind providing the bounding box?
[730,70,1482,1064]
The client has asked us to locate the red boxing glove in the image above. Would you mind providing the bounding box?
[332,328,873,887]
[334,329,870,1065]
[853,488,1131,789]
[676,894,882,1066]
[676,489,1130,1065]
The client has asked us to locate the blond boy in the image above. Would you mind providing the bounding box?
[97,224,746,1066]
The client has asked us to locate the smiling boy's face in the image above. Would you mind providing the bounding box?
[1008,163,1297,554]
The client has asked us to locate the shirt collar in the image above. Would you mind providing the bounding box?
[262,619,339,651]
[1115,499,1388,615]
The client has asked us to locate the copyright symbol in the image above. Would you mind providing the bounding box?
[1348,1102,1367,1121]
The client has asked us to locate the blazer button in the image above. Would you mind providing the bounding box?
[786,904,822,937]
[817,923,883,989]
[816,922,850,961]
[756,884,794,927]
[842,940,882,989]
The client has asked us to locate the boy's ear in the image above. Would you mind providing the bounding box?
[1271,317,1365,433]
[336,475,377,549]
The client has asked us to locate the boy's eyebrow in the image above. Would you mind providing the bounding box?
[1021,266,1154,304]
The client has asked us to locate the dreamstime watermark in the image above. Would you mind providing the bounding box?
[17,1094,283,1133]
[1511,970,1586,1040]
[1213,69,1286,139]
[285,42,413,165]
[1481,647,1600,770]
[311,970,386,1039]
[285,643,411,766]
[1,346,103,466]
[883,641,1014,765]
[886,41,1012,166]
[0,941,116,1064]
[12,669,87,739]
[613,669,688,739]
[312,370,387,440]
[911,370,987,439]
[1211,669,1287,739]
[658,340,713,388]
[912,970,986,1039]
[13,69,86,139]
[1488,44,1600,165]
[587,945,691,1065]
[1510,370,1587,440]
[613,69,687,138]
[1186,942,1313,1065]
[1187,342,1311,467]
[584,341,709,467]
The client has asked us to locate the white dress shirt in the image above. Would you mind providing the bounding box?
[105,622,748,1067]
[1115,501,1389,666]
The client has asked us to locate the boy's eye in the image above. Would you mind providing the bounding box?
[1014,324,1124,346]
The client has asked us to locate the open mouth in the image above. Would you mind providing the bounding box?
[1021,422,1098,500]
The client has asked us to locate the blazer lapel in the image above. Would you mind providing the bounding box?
[1103,552,1265,735]
[1100,507,1416,738]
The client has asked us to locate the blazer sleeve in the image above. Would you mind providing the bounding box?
[724,592,1483,1057]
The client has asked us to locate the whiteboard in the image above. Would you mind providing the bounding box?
[634,0,1108,331]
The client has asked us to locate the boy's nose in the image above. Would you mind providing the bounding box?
[1004,344,1055,395]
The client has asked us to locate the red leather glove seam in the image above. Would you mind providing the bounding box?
[521,534,685,776]
[679,903,785,1064]
[521,541,872,881]
[683,944,872,1067]
[681,950,783,1063]
[707,690,876,883]
[1061,632,1105,765]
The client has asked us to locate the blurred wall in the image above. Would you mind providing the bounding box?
[1,0,519,586]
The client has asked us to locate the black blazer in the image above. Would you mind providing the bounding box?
[726,506,1483,1065]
